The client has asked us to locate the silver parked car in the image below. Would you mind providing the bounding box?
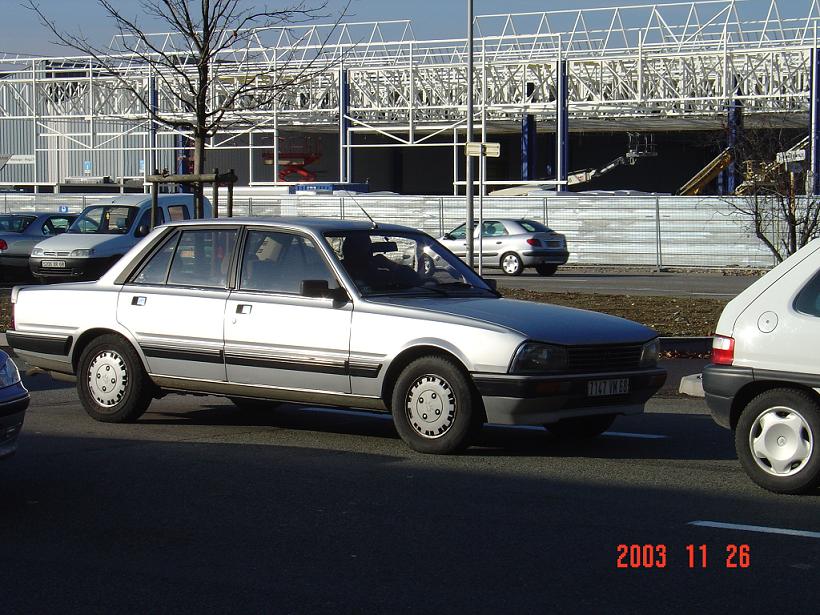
[8,217,663,454]
[0,212,77,281]
[439,218,569,276]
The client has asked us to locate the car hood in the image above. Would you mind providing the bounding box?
[375,296,657,345]
[33,233,131,255]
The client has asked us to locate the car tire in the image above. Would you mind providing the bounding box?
[77,334,153,423]
[391,356,480,454]
[535,264,558,276]
[735,388,820,494]
[500,252,524,276]
[545,414,616,439]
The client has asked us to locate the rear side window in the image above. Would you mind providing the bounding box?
[794,271,820,317]
[519,220,551,233]
[167,229,238,288]
[167,205,190,222]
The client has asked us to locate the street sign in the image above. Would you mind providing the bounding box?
[776,149,807,164]
[465,142,501,158]
[83,160,93,175]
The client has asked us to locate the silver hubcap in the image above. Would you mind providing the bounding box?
[749,406,813,477]
[405,374,456,439]
[88,350,128,408]
[502,254,520,274]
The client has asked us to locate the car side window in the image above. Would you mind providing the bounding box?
[448,224,467,240]
[239,230,338,294]
[167,229,238,288]
[42,216,73,236]
[135,208,165,237]
[482,221,507,237]
[167,205,189,222]
[794,270,820,317]
[130,232,180,285]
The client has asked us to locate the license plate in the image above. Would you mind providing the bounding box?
[42,260,66,268]
[587,378,629,397]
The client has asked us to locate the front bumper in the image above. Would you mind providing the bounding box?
[30,255,119,281]
[0,382,30,459]
[702,364,755,429]
[521,249,570,266]
[473,368,666,425]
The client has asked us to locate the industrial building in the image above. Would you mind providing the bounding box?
[1,0,819,196]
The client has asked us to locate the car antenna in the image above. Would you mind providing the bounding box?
[347,192,378,229]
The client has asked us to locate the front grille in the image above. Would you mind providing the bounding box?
[567,344,643,373]
[43,251,70,257]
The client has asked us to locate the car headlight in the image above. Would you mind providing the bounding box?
[70,248,94,258]
[510,342,568,374]
[31,247,44,257]
[640,338,660,368]
[0,356,21,388]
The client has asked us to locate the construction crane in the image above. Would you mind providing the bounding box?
[734,135,808,196]
[677,147,734,196]
[567,133,657,186]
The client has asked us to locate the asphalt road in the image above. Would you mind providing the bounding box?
[488,270,759,299]
[2,371,819,614]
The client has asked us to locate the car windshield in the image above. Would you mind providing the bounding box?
[325,230,496,298]
[68,205,138,234]
[0,215,35,233]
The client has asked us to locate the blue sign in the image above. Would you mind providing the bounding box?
[83,160,92,175]
[58,205,69,213]
[139,159,145,174]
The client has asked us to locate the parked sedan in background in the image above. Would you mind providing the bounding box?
[0,350,29,459]
[439,218,569,276]
[0,212,77,282]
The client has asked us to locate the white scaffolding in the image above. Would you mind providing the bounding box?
[1,0,819,189]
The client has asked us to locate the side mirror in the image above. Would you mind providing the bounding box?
[135,224,149,238]
[443,233,452,240]
[485,279,498,291]
[301,279,349,302]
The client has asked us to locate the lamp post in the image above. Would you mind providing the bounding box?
[465,0,475,268]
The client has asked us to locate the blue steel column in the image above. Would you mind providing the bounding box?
[149,76,158,183]
[339,68,350,183]
[719,77,742,195]
[521,82,536,180]
[812,48,820,195]
[556,60,569,192]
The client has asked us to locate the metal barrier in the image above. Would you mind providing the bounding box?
[1,192,781,268]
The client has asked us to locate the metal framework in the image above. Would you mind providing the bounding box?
[1,0,820,189]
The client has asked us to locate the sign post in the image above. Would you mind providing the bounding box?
[466,142,501,275]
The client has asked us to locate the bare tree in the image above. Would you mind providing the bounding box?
[27,0,344,216]
[728,125,820,263]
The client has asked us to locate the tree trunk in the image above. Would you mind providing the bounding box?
[193,133,206,219]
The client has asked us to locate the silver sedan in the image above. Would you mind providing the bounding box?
[0,212,77,282]
[439,218,569,276]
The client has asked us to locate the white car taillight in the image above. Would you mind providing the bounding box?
[711,335,735,365]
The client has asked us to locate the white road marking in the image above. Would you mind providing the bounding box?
[688,521,820,539]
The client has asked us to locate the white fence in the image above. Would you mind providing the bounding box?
[0,192,781,268]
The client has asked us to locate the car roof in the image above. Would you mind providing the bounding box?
[3,211,77,218]
[164,216,419,234]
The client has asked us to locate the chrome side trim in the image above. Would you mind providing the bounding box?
[149,374,388,410]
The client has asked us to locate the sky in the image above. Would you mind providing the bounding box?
[1,0,816,57]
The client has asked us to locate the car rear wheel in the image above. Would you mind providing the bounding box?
[500,252,523,276]
[77,334,153,423]
[391,356,480,454]
[545,414,616,439]
[535,264,558,276]
[735,388,820,494]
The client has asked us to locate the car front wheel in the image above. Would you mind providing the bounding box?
[391,356,480,454]
[735,388,820,494]
[545,414,616,439]
[500,252,523,276]
[77,334,153,423]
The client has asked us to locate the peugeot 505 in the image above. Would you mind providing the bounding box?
[8,217,665,453]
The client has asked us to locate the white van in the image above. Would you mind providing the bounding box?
[703,238,820,494]
[29,194,210,282]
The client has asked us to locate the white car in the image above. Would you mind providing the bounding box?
[8,217,664,454]
[704,238,820,493]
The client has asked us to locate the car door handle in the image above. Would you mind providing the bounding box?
[236,304,252,315]
[131,296,147,306]
[496,241,503,245]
